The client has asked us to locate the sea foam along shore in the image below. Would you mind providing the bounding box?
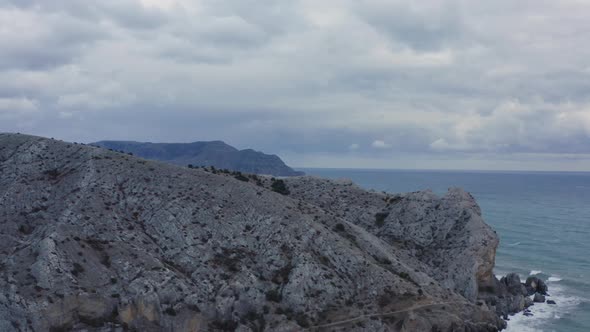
[505,274,582,332]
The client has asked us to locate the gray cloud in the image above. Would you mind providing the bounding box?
[0,8,107,70]
[356,1,466,51]
[0,0,589,170]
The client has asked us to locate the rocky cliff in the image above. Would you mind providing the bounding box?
[91,140,303,177]
[0,133,525,331]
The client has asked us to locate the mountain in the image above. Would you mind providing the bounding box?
[91,140,304,176]
[0,133,538,331]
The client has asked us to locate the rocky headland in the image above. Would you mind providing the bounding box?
[91,140,304,177]
[0,133,548,331]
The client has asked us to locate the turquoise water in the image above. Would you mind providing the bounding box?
[301,168,590,332]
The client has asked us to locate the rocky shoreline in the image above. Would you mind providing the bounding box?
[480,273,554,321]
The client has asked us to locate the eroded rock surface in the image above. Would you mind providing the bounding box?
[0,133,509,331]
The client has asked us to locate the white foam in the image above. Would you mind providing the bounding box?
[548,276,562,282]
[508,241,521,246]
[530,270,543,276]
[505,283,583,332]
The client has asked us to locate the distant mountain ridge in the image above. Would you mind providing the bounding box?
[91,140,303,176]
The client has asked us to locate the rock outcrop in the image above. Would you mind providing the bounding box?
[281,177,500,303]
[91,140,304,177]
[0,133,517,331]
[525,276,548,295]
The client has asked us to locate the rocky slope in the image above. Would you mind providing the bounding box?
[91,140,303,177]
[0,133,529,331]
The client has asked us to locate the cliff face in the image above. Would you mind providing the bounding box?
[91,140,304,177]
[0,134,505,331]
[282,177,499,302]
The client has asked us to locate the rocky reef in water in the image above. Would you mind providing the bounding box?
[0,133,544,331]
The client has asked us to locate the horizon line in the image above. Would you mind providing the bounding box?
[293,166,590,174]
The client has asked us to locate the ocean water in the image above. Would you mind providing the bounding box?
[300,168,590,332]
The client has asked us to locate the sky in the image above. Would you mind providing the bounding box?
[1,0,590,171]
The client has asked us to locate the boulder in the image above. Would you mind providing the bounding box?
[525,277,548,295]
[547,300,557,305]
[501,273,526,296]
[533,293,546,303]
[507,294,526,313]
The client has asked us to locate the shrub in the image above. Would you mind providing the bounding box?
[164,307,177,316]
[333,223,345,232]
[272,263,293,285]
[242,311,266,332]
[294,313,310,328]
[234,174,249,182]
[375,212,389,227]
[377,293,392,307]
[266,289,282,302]
[43,169,60,180]
[71,263,84,276]
[271,179,290,195]
[18,224,34,235]
[399,271,413,282]
[209,319,238,332]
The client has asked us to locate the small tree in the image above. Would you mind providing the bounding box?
[271,179,290,195]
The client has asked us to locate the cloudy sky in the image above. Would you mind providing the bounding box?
[1,0,590,171]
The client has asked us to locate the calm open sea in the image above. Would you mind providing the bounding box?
[300,168,590,332]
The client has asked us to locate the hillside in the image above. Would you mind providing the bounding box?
[91,140,303,177]
[0,133,527,331]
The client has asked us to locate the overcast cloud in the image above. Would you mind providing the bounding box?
[1,0,589,170]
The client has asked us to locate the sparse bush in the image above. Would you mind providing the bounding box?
[266,289,282,302]
[389,196,402,204]
[333,223,345,232]
[241,311,266,332]
[399,271,413,282]
[209,319,238,332]
[18,224,34,235]
[164,307,177,316]
[294,313,310,328]
[71,263,84,276]
[234,174,249,182]
[43,169,60,180]
[272,263,293,285]
[271,179,290,195]
[377,293,392,307]
[375,212,389,227]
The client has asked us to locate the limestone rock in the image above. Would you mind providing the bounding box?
[526,276,548,295]
[0,133,509,331]
[533,293,546,303]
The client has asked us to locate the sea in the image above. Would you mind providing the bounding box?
[300,168,590,332]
